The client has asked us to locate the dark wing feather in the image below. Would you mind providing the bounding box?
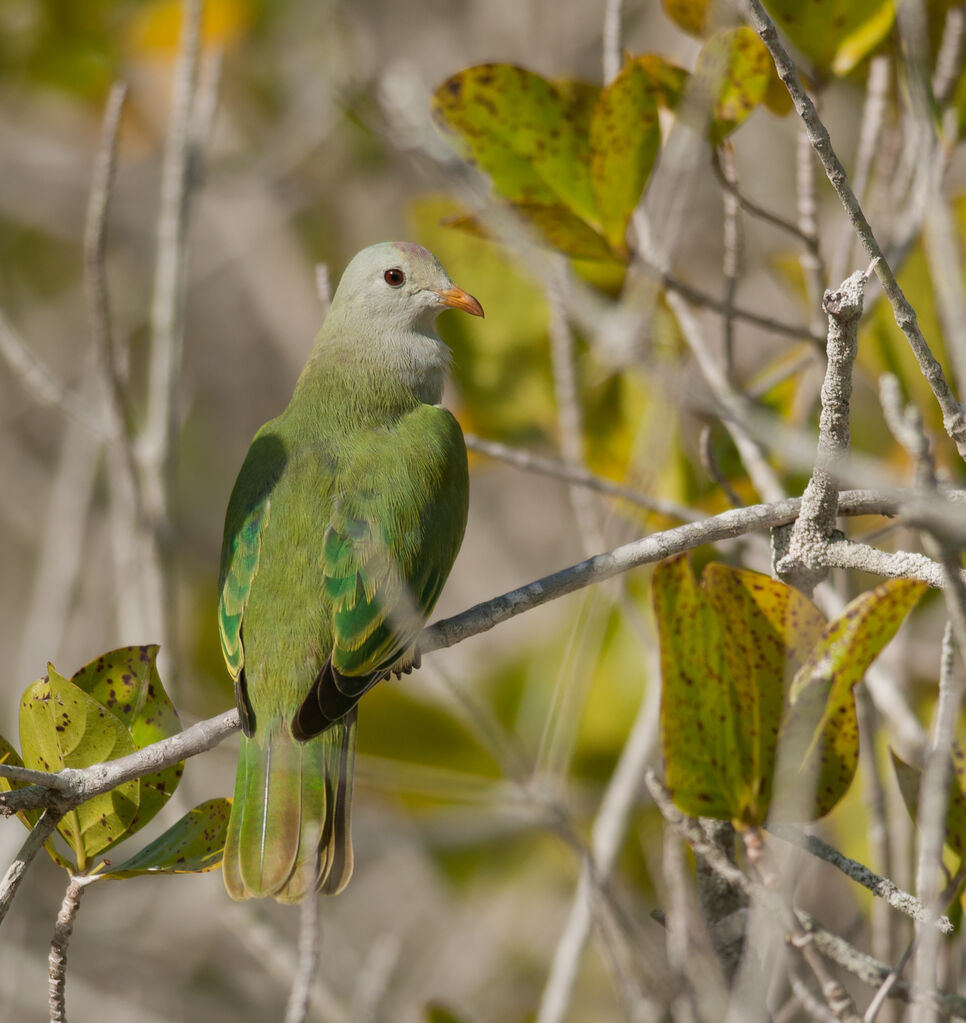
[293,405,467,738]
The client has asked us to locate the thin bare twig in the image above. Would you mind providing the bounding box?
[464,434,699,521]
[666,289,787,503]
[537,661,661,1023]
[84,81,131,432]
[0,307,105,437]
[49,876,89,1023]
[710,147,816,251]
[719,143,742,381]
[139,0,204,651]
[659,267,825,345]
[0,809,61,928]
[795,123,827,338]
[601,0,623,85]
[284,894,321,1023]
[829,56,890,287]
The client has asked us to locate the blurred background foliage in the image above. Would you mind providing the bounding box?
[0,0,961,1020]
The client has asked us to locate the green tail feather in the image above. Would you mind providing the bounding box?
[223,710,357,903]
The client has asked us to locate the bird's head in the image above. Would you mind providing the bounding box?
[331,241,484,332]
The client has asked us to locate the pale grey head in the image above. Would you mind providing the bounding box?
[327,241,483,333]
[317,241,483,404]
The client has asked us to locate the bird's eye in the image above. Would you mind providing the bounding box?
[384,268,405,287]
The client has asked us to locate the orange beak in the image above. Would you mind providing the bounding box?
[435,285,484,318]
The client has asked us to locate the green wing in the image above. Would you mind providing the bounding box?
[294,404,468,735]
[217,428,288,732]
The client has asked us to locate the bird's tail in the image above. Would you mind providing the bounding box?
[222,708,357,903]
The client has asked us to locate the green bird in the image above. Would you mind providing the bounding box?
[219,242,481,902]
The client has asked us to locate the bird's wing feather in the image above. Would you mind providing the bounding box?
[217,428,288,732]
[294,404,467,735]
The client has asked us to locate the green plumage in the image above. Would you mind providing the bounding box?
[219,242,479,902]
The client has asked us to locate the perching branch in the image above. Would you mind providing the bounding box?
[744,0,966,461]
[0,487,963,821]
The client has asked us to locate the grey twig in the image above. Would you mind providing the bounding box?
[139,0,204,650]
[284,894,321,1023]
[0,809,61,928]
[537,662,661,1023]
[659,268,824,345]
[647,772,965,1017]
[647,774,859,1019]
[744,0,966,460]
[719,143,742,380]
[699,423,745,507]
[666,289,787,503]
[547,276,604,553]
[601,0,623,85]
[710,147,817,252]
[84,81,131,430]
[864,937,916,1023]
[932,6,966,108]
[795,123,827,338]
[0,307,105,437]
[766,823,952,933]
[855,684,896,970]
[912,618,966,1023]
[464,434,700,521]
[830,56,890,287]
[49,876,89,1023]
[777,271,865,594]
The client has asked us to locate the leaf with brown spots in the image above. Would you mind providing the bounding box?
[662,0,712,37]
[432,64,600,228]
[779,579,927,820]
[442,203,619,262]
[590,59,661,253]
[695,27,772,145]
[704,564,825,820]
[0,733,72,869]
[656,555,737,821]
[892,748,966,862]
[71,645,183,838]
[762,0,895,77]
[100,798,232,878]
[20,667,138,865]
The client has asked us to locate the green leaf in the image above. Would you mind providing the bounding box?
[101,799,232,878]
[615,55,690,112]
[892,749,966,861]
[696,27,773,145]
[20,667,139,863]
[780,579,927,819]
[656,556,734,820]
[662,0,712,37]
[762,0,895,77]
[0,733,73,869]
[590,60,661,252]
[70,645,183,837]
[656,559,818,824]
[442,203,618,262]
[432,64,599,226]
